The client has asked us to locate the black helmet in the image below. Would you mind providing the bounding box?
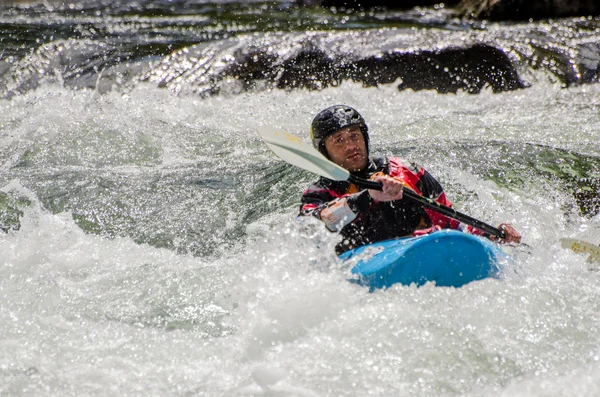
[310,105,369,157]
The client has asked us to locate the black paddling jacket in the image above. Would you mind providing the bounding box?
[299,156,469,254]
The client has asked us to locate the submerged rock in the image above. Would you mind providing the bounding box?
[351,44,524,93]
[575,178,600,218]
[458,0,600,20]
[3,19,599,99]
[0,191,31,233]
[143,31,526,96]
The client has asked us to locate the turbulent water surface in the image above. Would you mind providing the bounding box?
[1,1,600,396]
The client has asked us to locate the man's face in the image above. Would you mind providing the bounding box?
[323,124,368,172]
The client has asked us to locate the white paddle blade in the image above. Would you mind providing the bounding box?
[257,126,350,181]
[560,238,600,262]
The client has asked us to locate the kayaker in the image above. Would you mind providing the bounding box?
[299,104,521,255]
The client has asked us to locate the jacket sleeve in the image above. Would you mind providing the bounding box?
[299,183,334,218]
[299,182,374,230]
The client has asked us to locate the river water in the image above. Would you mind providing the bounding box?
[1,1,600,396]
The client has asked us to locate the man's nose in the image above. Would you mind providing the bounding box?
[345,139,358,150]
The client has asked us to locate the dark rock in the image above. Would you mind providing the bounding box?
[227,50,280,91]
[458,0,600,20]
[296,0,461,9]
[349,44,525,93]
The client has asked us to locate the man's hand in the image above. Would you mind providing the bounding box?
[495,223,521,244]
[368,174,404,202]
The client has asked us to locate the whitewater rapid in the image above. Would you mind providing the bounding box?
[1,77,600,395]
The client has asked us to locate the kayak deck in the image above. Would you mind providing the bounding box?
[339,230,505,289]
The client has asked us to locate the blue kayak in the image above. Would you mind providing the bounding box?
[339,229,506,290]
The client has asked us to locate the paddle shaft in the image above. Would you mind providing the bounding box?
[348,175,506,239]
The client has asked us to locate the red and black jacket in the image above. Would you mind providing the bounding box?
[299,156,476,254]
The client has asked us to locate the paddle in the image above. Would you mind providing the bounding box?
[258,126,506,239]
[560,238,600,263]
